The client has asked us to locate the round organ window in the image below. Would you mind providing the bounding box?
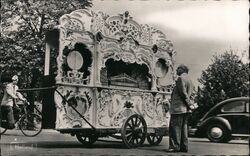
[67,51,83,70]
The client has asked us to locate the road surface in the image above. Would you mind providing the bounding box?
[0,129,249,156]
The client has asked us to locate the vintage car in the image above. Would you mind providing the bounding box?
[194,97,249,143]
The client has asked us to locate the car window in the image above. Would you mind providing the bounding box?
[221,101,245,112]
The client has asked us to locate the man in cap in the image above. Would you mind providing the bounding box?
[1,75,26,129]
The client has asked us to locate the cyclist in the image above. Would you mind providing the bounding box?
[1,75,27,129]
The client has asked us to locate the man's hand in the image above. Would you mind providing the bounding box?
[22,99,30,105]
[189,103,198,110]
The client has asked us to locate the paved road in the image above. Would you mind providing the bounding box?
[0,129,249,156]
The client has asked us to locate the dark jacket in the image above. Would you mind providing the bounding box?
[170,73,194,114]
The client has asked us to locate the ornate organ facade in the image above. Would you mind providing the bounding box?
[51,9,176,130]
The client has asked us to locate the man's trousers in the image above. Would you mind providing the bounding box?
[169,113,189,151]
[1,105,20,129]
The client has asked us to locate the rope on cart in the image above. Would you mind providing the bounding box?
[17,86,57,92]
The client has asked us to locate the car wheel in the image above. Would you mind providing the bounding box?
[206,123,231,143]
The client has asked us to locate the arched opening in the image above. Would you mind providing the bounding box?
[100,59,151,90]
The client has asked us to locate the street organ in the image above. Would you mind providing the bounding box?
[47,9,176,148]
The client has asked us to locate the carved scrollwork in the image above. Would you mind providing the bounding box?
[105,11,141,41]
[57,9,176,88]
[98,38,153,73]
[54,86,93,129]
[91,11,109,34]
[60,16,84,31]
[57,42,93,85]
[59,9,93,32]
[96,89,156,127]
[154,93,171,127]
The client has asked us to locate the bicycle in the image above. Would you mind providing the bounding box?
[0,101,42,137]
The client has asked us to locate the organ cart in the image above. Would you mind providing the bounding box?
[46,9,176,148]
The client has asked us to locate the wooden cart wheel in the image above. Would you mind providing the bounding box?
[147,133,163,146]
[76,134,98,147]
[121,114,147,148]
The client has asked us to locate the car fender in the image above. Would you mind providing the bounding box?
[198,116,232,134]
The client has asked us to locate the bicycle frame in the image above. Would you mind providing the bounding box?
[14,102,30,125]
[1,101,43,137]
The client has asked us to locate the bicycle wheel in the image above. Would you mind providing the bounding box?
[0,127,7,135]
[19,113,42,137]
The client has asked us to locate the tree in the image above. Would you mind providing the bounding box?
[190,50,249,125]
[0,0,92,88]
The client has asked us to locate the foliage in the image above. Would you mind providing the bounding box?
[190,51,249,126]
[0,0,92,88]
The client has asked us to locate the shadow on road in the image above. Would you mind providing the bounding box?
[20,140,128,149]
[0,133,23,137]
[138,146,168,152]
[14,140,162,150]
[191,140,249,145]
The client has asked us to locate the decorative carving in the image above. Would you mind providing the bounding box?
[97,89,155,127]
[57,9,176,89]
[60,9,93,32]
[155,93,171,127]
[59,9,175,74]
[54,86,93,128]
[57,42,93,85]
[97,38,153,75]
[54,86,170,129]
[91,11,109,34]
[104,11,141,41]
[60,16,84,31]
[61,71,89,85]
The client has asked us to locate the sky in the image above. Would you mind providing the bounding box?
[92,0,249,87]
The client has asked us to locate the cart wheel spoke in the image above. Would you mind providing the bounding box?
[135,117,138,126]
[138,126,145,131]
[127,133,133,139]
[126,132,133,137]
[131,118,135,127]
[127,123,133,130]
[152,136,156,142]
[136,120,141,127]
[132,138,136,145]
[128,136,133,143]
[135,138,139,144]
[125,129,133,134]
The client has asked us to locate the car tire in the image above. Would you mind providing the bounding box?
[206,123,231,143]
